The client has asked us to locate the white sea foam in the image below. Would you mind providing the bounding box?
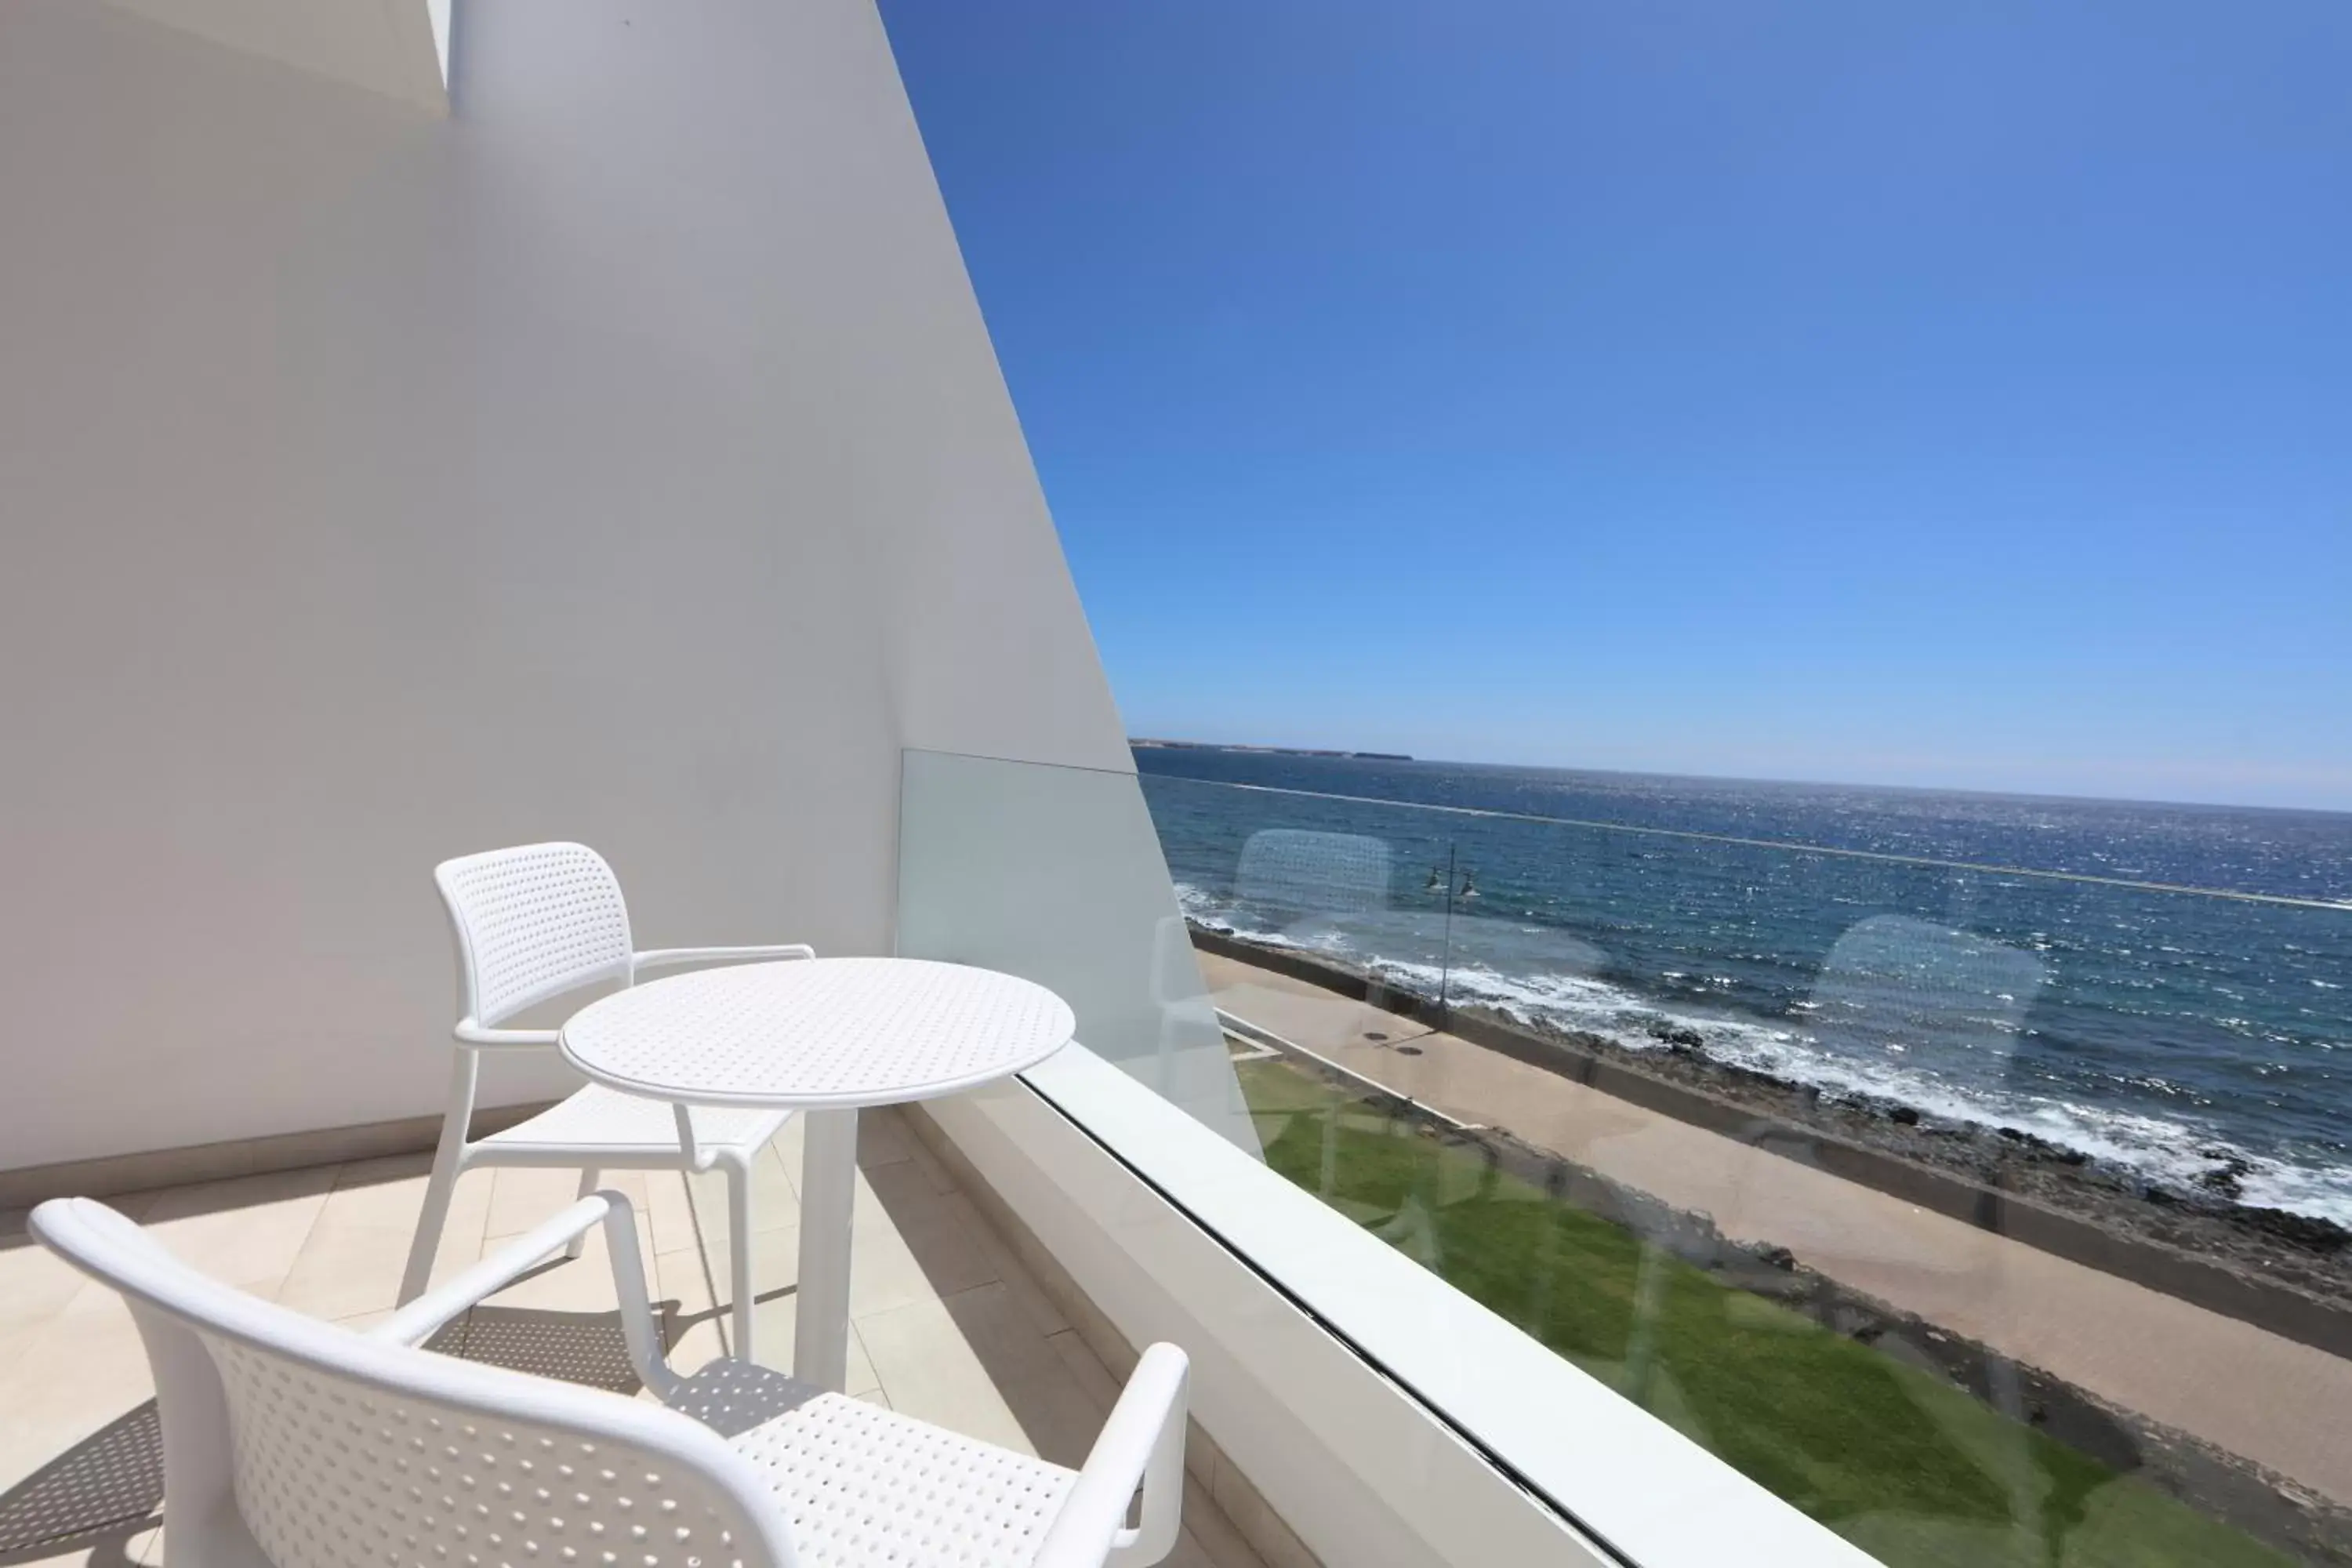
[1180,889,2352,1228]
[1174,881,1304,948]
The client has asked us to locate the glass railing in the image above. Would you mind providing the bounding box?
[901,746,2352,1566]
[897,746,1261,1150]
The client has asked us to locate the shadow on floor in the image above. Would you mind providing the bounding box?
[448,1305,650,1393]
[0,1402,158,1566]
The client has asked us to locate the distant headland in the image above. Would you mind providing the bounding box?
[1130,737,1414,762]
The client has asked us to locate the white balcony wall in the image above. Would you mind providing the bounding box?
[0,0,1134,1173]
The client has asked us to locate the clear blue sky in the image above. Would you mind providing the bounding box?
[878,0,2352,810]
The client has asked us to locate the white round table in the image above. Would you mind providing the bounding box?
[560,956,1075,1389]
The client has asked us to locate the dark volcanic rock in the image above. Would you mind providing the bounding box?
[1199,930,2352,1313]
[2241,1206,2352,1253]
[2198,1155,2256,1200]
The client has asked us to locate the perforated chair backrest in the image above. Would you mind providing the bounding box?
[435,843,636,1027]
[1235,829,1393,920]
[30,1198,798,1568]
[1807,914,2049,1089]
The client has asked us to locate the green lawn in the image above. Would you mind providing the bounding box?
[1236,1058,2294,1568]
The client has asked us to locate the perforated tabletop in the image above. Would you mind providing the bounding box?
[558,957,1076,1109]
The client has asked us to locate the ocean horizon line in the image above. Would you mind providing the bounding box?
[1129,738,2352,822]
[1144,774,2352,913]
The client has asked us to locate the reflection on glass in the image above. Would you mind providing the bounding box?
[1804,914,2049,1116]
[900,748,2349,1565]
[1235,828,1394,919]
[895,748,1259,1152]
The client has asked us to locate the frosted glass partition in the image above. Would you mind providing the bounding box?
[895,748,1263,1153]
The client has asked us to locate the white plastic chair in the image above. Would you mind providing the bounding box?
[34,1192,1189,1568]
[405,842,808,1361]
[1234,829,1393,920]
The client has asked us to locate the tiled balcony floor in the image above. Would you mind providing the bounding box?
[0,1107,1267,1568]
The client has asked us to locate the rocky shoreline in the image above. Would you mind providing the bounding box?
[1570,1004,2352,1308]
[1192,925,2352,1318]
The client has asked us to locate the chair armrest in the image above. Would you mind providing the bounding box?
[632,944,815,971]
[371,1196,611,1344]
[369,1192,684,1403]
[1036,1343,1189,1568]
[455,1018,561,1049]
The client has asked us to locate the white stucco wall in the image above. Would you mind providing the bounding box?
[0,0,1138,1172]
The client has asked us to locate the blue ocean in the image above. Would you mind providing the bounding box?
[1134,748,2352,1225]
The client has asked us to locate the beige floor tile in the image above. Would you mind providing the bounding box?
[856,1107,916,1170]
[996,1366,1116,1470]
[650,1244,730,1375]
[662,1316,728,1380]
[309,1150,437,1221]
[659,1224,886,1395]
[273,1163,494,1322]
[853,1164,999,1308]
[939,1191,1068,1338]
[699,1186,993,1333]
[689,1219,792,1323]
[1,1219,143,1404]
[485,1166,596,1241]
[475,1207,656,1316]
[1174,1475,1271,1568]
[853,1331,1026,1453]
[856,1156,949,1219]
[682,1149,800,1242]
[742,1294,882,1395]
[653,1244,718,1314]
[2,1519,163,1568]
[771,1110,917,1197]
[851,1216,993,1319]
[901,1127,961,1196]
[641,1171,699,1256]
[0,1240,100,1348]
[128,1167,336,1293]
[768,1115,807,1192]
[1210,1457,1320,1568]
[868,1283,1068,1390]
[1043,1327,1122,1410]
[1158,1527,1230,1568]
[0,1386,165,1563]
[0,1290,159,1495]
[483,1165,655,1235]
[855,1283,1073,1455]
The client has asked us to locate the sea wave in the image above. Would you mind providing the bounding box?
[1178,885,2352,1227]
[1175,880,1306,948]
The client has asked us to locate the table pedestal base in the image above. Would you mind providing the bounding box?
[793,1107,859,1391]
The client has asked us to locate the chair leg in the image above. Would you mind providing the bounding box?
[401,1051,482,1305]
[565,1167,601,1261]
[727,1159,757,1364]
[400,1131,469,1306]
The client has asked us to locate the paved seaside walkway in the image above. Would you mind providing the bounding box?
[1201,950,2352,1507]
